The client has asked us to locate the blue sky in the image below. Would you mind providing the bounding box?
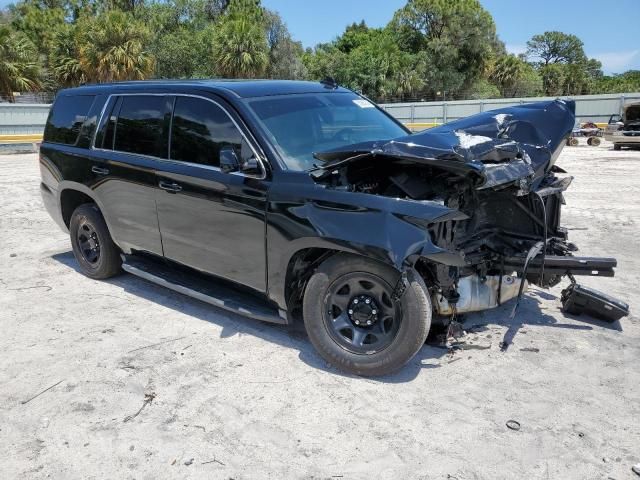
[262,0,640,74]
[1,0,638,73]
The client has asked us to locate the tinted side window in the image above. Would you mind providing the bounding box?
[44,95,95,145]
[170,97,245,167]
[113,96,166,157]
[94,96,122,150]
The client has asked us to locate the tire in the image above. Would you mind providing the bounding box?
[69,203,121,279]
[303,253,432,376]
[613,144,621,151]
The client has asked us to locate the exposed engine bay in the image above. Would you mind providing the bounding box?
[312,100,626,319]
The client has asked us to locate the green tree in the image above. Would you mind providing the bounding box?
[265,10,306,79]
[526,31,602,95]
[140,0,216,78]
[526,31,586,65]
[594,70,640,93]
[392,53,425,100]
[466,78,500,99]
[491,54,541,97]
[303,23,426,102]
[0,25,41,101]
[49,22,85,86]
[561,62,592,95]
[76,10,154,82]
[539,63,565,96]
[10,1,66,56]
[303,43,348,83]
[154,27,212,78]
[390,0,502,97]
[335,20,370,53]
[211,0,268,78]
[203,0,230,19]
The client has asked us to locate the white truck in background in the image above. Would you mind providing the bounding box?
[605,101,640,150]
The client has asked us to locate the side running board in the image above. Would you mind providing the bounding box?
[121,254,287,324]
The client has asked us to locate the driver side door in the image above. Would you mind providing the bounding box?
[155,95,269,292]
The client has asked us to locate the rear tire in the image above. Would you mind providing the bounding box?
[303,253,432,376]
[69,204,121,279]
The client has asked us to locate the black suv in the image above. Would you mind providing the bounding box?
[40,80,619,376]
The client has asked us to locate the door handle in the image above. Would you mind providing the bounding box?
[92,166,109,175]
[158,180,183,192]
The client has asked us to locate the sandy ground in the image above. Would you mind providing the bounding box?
[1,140,639,480]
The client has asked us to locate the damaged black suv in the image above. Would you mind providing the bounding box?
[40,80,621,376]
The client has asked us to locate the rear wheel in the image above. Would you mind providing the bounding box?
[69,204,121,279]
[303,253,432,376]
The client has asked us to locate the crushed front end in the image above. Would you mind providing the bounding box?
[313,99,625,319]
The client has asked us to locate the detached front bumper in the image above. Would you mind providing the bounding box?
[502,255,617,278]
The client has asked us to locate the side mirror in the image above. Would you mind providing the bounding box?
[240,156,261,176]
[220,146,239,173]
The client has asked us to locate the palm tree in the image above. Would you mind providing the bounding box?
[212,17,269,78]
[491,54,525,97]
[78,10,155,83]
[0,25,41,102]
[50,24,86,87]
[394,65,424,100]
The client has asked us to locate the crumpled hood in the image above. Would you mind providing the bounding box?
[314,99,576,190]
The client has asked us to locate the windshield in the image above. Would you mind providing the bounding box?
[245,92,407,171]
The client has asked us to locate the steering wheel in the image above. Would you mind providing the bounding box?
[331,127,356,143]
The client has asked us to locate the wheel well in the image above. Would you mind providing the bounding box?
[283,248,410,321]
[60,189,95,228]
[284,248,339,320]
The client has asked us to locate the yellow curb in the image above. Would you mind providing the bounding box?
[0,134,43,143]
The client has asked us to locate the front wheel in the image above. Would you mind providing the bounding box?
[303,254,432,376]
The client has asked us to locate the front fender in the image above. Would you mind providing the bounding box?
[266,179,467,309]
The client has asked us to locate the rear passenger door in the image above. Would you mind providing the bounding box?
[91,94,169,255]
[155,95,269,292]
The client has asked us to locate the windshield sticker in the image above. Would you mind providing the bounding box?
[353,99,374,109]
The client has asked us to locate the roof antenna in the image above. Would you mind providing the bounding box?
[320,77,338,89]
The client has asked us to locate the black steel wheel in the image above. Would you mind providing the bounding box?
[69,203,122,280]
[76,219,101,264]
[323,272,401,354]
[303,253,432,377]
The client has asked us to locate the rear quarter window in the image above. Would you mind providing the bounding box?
[44,95,96,145]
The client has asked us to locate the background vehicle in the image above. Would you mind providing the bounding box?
[568,121,602,146]
[40,80,621,376]
[605,101,640,149]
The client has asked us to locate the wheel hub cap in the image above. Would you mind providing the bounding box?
[77,222,101,264]
[347,295,379,326]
